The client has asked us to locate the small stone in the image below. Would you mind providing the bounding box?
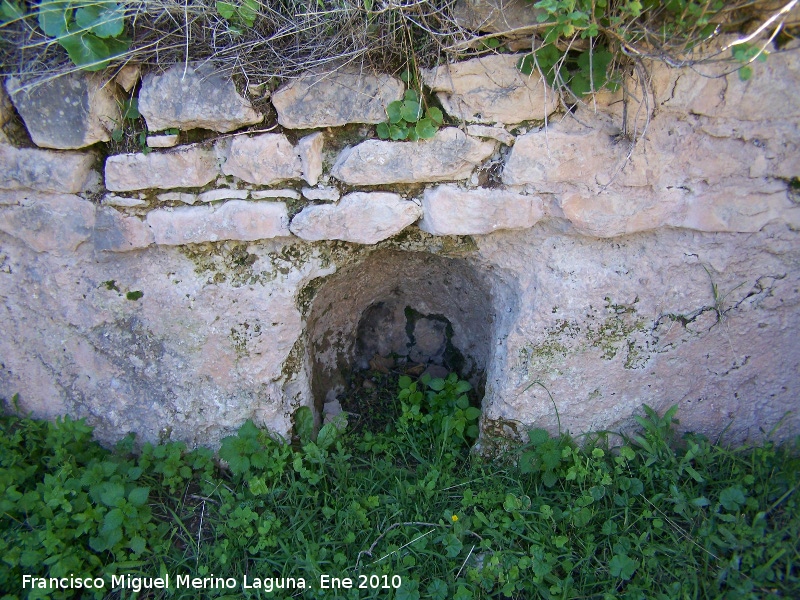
[5,73,121,149]
[466,125,515,146]
[146,200,290,245]
[250,189,301,200]
[421,55,558,124]
[290,191,421,244]
[247,83,265,97]
[298,132,324,186]
[93,206,154,252]
[0,145,96,193]
[105,145,219,191]
[272,70,404,128]
[138,63,263,133]
[419,185,544,235]
[0,192,95,254]
[197,188,249,203]
[102,194,148,208]
[221,133,301,185]
[157,192,197,204]
[301,187,340,201]
[453,0,546,33]
[331,128,495,185]
[146,134,179,148]
[114,64,141,92]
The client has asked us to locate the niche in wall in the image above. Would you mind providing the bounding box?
[305,249,494,421]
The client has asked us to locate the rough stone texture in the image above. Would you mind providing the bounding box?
[221,134,302,185]
[331,128,495,185]
[93,207,154,252]
[105,145,218,192]
[197,188,249,203]
[138,63,262,133]
[103,194,148,208]
[422,55,558,124]
[157,192,197,204]
[147,134,179,148]
[466,125,515,146]
[453,0,546,33]
[0,145,96,193]
[146,200,290,245]
[419,185,544,235]
[0,192,95,254]
[114,64,141,92]
[290,192,421,244]
[298,132,324,186]
[251,189,300,200]
[478,222,800,445]
[302,187,340,201]
[0,230,333,445]
[272,70,404,128]
[5,73,121,149]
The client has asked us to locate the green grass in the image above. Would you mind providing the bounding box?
[1,378,798,600]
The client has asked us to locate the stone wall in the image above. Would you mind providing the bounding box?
[1,42,798,447]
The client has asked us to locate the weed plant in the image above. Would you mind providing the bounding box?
[1,383,798,599]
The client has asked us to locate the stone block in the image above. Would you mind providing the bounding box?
[0,145,96,193]
[419,185,544,235]
[0,192,95,253]
[197,188,249,203]
[138,63,262,133]
[272,70,404,128]
[452,0,546,33]
[146,200,290,245]
[289,192,421,244]
[331,127,495,185]
[5,73,121,149]
[422,54,558,124]
[105,145,218,191]
[93,206,154,252]
[221,133,301,185]
[298,132,324,186]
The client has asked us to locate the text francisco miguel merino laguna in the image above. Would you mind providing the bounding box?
[22,573,315,593]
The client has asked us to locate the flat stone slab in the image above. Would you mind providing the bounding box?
[302,187,340,201]
[331,127,495,185]
[272,70,404,128]
[421,55,558,124]
[146,200,290,245]
[290,192,421,244]
[0,192,95,254]
[93,206,154,252]
[105,145,219,192]
[197,188,249,203]
[419,185,544,235]
[221,133,301,185]
[138,63,262,133]
[251,189,300,200]
[5,73,120,149]
[0,145,96,193]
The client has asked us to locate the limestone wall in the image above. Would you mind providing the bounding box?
[1,45,798,447]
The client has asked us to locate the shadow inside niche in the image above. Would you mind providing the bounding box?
[305,249,494,430]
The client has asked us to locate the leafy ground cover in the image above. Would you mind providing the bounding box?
[1,378,798,600]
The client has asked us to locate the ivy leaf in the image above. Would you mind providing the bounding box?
[415,117,437,139]
[75,2,126,39]
[38,0,70,38]
[386,100,403,124]
[400,99,422,123]
[376,121,390,139]
[0,0,24,23]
